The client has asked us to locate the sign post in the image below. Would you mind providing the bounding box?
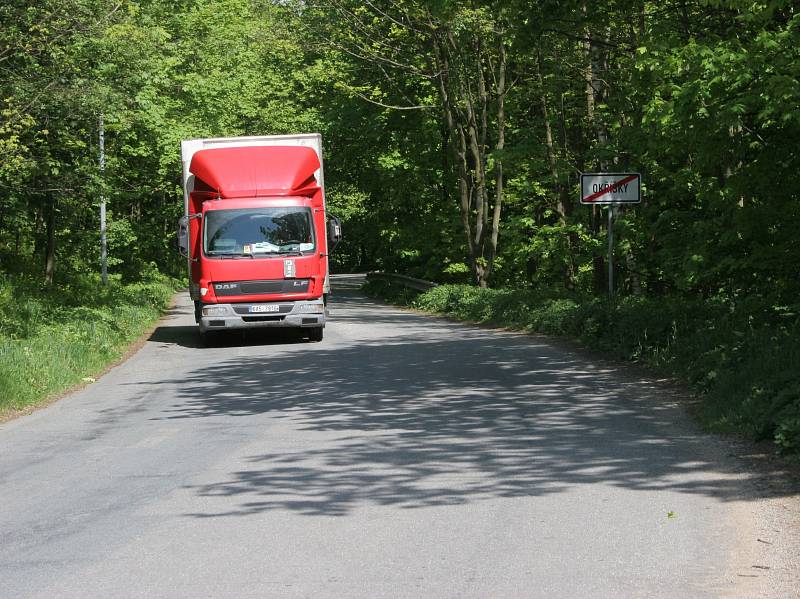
[99,115,107,286]
[580,173,641,299]
[608,205,614,296]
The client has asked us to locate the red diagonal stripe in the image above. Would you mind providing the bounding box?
[583,174,638,202]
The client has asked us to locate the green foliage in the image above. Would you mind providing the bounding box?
[361,278,421,306]
[2,1,797,293]
[0,270,179,413]
[413,284,587,336]
[0,0,325,283]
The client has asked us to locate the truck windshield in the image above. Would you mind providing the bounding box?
[204,207,315,257]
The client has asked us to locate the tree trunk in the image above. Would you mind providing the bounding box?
[484,36,506,284]
[432,31,483,287]
[584,9,611,295]
[537,52,576,288]
[44,195,56,285]
[428,11,507,289]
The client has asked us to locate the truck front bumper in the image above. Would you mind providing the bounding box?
[197,299,325,332]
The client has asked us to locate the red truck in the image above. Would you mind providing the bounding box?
[177,134,341,341]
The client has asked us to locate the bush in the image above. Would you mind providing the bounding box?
[0,272,180,414]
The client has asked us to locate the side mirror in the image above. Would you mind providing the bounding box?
[177,216,189,257]
[327,215,342,253]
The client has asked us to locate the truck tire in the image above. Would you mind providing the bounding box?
[308,327,324,342]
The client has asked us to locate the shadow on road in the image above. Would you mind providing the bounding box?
[148,325,310,349]
[141,276,795,517]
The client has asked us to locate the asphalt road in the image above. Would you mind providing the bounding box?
[1,274,797,598]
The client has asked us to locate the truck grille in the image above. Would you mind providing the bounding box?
[232,304,294,315]
[213,279,310,296]
[242,315,286,323]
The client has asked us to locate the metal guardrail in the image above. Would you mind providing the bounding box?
[366,271,438,292]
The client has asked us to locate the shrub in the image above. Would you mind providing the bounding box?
[0,272,179,414]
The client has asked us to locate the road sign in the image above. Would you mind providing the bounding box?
[581,173,641,205]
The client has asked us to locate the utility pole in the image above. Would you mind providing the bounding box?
[99,115,107,285]
[607,205,614,299]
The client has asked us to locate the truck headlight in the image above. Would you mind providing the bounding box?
[202,306,228,316]
[298,303,324,314]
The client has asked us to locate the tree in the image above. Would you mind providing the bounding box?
[0,0,123,283]
[301,1,513,287]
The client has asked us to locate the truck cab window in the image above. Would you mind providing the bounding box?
[203,207,315,256]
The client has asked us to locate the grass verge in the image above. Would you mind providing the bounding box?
[0,273,181,416]
[363,278,800,457]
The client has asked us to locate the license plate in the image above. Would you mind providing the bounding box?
[249,304,279,313]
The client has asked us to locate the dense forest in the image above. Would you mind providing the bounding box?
[1,1,799,451]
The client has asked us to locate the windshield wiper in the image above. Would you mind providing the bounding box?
[208,252,254,259]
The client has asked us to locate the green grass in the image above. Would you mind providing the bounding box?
[0,272,180,415]
[363,279,800,456]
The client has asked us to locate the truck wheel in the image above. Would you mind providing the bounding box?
[308,327,324,342]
